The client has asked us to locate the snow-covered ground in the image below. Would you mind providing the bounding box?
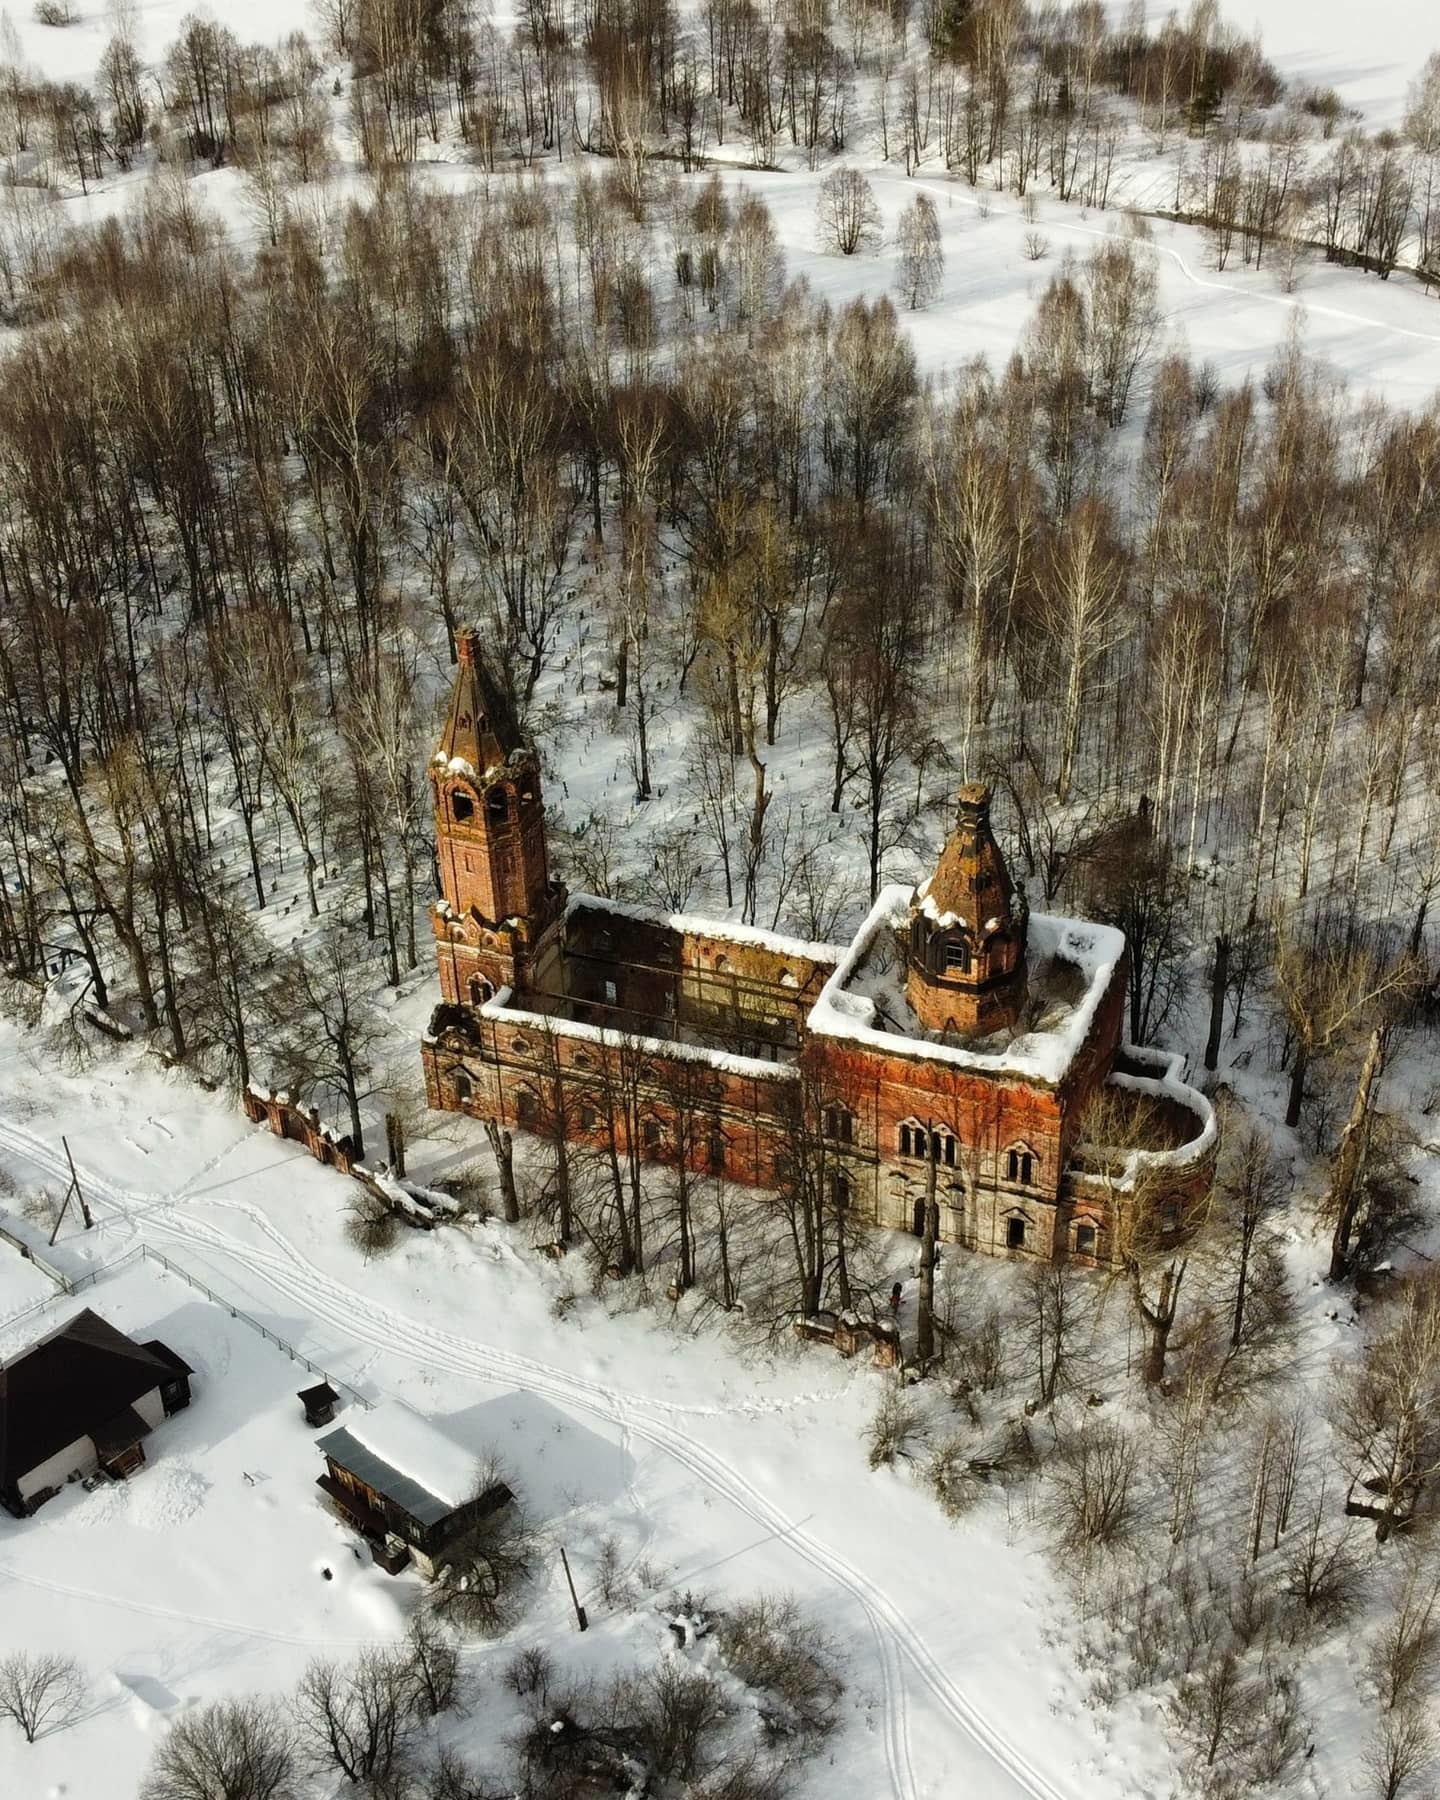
[0,1037,1133,1800]
[1240,0,1426,128]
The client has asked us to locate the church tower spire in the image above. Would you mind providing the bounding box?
[430,630,562,1005]
[906,784,1027,1036]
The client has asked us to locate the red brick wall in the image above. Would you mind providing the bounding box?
[423,1011,798,1189]
[433,763,551,933]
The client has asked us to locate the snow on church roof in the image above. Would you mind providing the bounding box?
[320,1402,482,1524]
[806,886,1127,1087]
[566,893,844,968]
[472,987,802,1083]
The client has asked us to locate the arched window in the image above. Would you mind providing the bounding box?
[714,954,730,973]
[452,791,474,823]
[487,788,508,823]
[642,1117,665,1150]
[1006,1147,1035,1186]
[515,1088,538,1125]
[943,938,972,973]
[579,1103,598,1131]
[900,1121,955,1166]
[822,1104,853,1144]
[467,976,494,1006]
[453,1072,472,1104]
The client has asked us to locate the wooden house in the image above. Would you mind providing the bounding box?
[0,1309,192,1518]
[316,1402,511,1578]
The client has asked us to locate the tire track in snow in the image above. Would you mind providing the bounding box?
[0,1121,1068,1800]
[0,1562,401,1652]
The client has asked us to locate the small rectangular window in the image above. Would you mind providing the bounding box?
[1006,1216,1026,1250]
[708,1131,726,1172]
[1075,1223,1097,1256]
[944,940,971,972]
[579,1104,597,1131]
[603,979,618,1005]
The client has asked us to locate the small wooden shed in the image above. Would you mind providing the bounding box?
[297,1381,340,1428]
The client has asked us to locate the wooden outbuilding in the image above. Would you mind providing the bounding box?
[316,1402,511,1578]
[297,1381,339,1428]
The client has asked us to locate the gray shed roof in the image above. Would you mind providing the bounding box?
[317,1408,475,1529]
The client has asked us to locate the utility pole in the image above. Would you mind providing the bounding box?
[559,1546,588,1631]
[49,1136,94,1245]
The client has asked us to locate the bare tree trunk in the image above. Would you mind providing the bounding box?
[485,1119,520,1224]
[1204,933,1229,1071]
[1284,1035,1309,1129]
[1130,1257,1185,1386]
[1328,1023,1389,1281]
[916,1137,938,1365]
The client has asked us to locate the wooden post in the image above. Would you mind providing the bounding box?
[559,1546,588,1631]
[63,1137,93,1229]
[385,1112,407,1179]
[49,1137,93,1245]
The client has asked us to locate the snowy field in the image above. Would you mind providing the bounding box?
[1239,0,1423,128]
[0,1037,1124,1800]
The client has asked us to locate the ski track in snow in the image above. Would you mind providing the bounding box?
[0,1116,1072,1800]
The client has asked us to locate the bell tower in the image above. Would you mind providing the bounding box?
[906,783,1027,1036]
[430,629,562,1005]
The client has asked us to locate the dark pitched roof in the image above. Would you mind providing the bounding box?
[142,1339,193,1379]
[923,784,1020,933]
[91,1406,151,1457]
[0,1309,175,1489]
[435,629,526,778]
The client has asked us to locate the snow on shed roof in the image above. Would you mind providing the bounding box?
[806,887,1127,1087]
[318,1403,481,1526]
[566,892,844,968]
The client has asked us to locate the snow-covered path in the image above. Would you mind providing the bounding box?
[0,1107,1101,1800]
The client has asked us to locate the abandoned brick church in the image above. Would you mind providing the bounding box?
[421,632,1214,1266]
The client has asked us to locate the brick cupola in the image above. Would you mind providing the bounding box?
[906,783,1028,1036]
[430,630,562,1006]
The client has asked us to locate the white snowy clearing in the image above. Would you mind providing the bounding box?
[0,1037,1101,1800]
